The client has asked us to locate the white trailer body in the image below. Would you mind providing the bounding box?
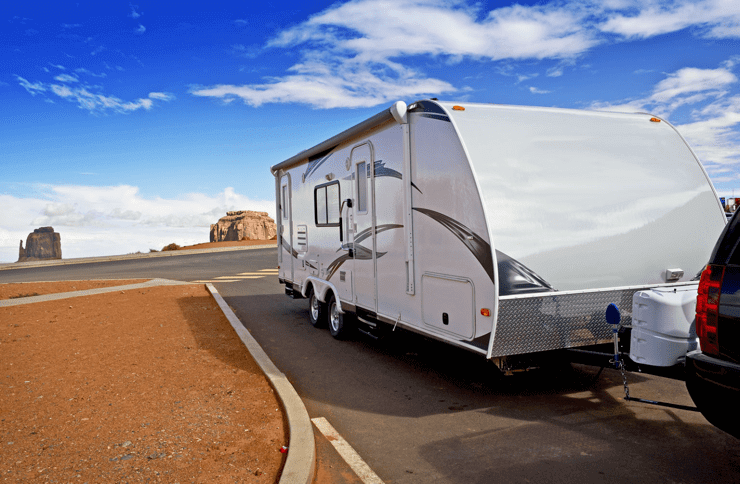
[270,99,726,362]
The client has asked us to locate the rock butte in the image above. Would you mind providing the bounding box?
[18,226,62,262]
[210,210,277,242]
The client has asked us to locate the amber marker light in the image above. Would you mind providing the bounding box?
[650,117,661,122]
[480,308,491,317]
[452,105,465,111]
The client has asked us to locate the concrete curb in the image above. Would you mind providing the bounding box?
[0,278,191,307]
[206,284,316,484]
[0,244,276,272]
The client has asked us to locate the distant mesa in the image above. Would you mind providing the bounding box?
[18,226,62,262]
[210,210,277,243]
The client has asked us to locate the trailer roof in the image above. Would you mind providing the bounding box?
[270,106,396,175]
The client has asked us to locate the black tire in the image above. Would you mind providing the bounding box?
[327,294,353,339]
[307,289,327,328]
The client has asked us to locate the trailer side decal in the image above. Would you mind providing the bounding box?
[325,224,403,280]
[413,207,495,284]
[281,236,317,269]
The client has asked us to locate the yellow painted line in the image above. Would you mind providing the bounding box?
[258,269,279,272]
[236,272,275,276]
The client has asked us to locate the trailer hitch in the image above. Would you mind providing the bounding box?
[605,303,699,413]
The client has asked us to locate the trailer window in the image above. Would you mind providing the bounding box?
[357,161,367,213]
[314,181,341,227]
[281,185,288,219]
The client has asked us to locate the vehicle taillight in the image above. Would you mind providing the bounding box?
[696,264,724,356]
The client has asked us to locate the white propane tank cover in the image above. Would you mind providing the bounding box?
[629,284,699,366]
[390,101,408,124]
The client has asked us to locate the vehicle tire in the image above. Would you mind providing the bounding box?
[686,369,740,438]
[307,289,327,328]
[327,294,353,340]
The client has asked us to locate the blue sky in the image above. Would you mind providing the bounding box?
[2,0,740,262]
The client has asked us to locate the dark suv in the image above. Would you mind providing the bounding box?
[687,211,740,438]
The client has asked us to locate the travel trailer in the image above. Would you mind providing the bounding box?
[270,99,726,372]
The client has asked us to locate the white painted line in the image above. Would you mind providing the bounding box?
[258,269,279,272]
[311,417,384,484]
[237,272,275,276]
[190,280,240,283]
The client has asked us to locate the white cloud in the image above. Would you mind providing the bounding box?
[135,24,146,34]
[148,92,175,101]
[529,86,551,94]
[191,63,455,109]
[0,185,274,262]
[194,0,598,109]
[600,0,740,39]
[54,73,79,83]
[591,63,737,117]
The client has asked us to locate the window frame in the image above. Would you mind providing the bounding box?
[314,180,341,227]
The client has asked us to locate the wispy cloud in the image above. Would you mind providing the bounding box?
[529,86,551,94]
[16,76,46,95]
[15,74,175,114]
[128,3,141,19]
[62,23,82,29]
[54,73,79,83]
[135,24,146,35]
[148,92,175,101]
[0,185,274,261]
[75,68,106,78]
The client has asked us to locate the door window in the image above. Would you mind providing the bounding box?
[356,161,367,213]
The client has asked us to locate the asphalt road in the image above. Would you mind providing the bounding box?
[4,248,740,483]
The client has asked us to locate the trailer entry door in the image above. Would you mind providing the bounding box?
[279,174,293,282]
[351,143,377,312]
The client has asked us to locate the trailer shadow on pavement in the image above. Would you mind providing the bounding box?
[228,293,662,416]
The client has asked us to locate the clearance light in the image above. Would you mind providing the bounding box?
[452,105,465,111]
[696,264,724,356]
[480,308,491,317]
[650,117,661,123]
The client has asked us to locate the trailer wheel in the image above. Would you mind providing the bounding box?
[308,289,327,328]
[328,294,352,339]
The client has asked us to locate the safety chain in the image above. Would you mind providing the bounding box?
[608,357,631,400]
[618,359,630,400]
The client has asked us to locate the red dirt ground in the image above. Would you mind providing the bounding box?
[0,281,286,483]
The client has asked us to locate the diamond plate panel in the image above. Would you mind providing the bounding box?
[490,289,640,357]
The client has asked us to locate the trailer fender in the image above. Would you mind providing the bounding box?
[302,276,345,314]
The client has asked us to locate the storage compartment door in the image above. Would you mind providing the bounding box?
[422,273,475,339]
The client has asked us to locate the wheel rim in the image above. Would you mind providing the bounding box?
[330,302,340,332]
[310,294,319,321]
